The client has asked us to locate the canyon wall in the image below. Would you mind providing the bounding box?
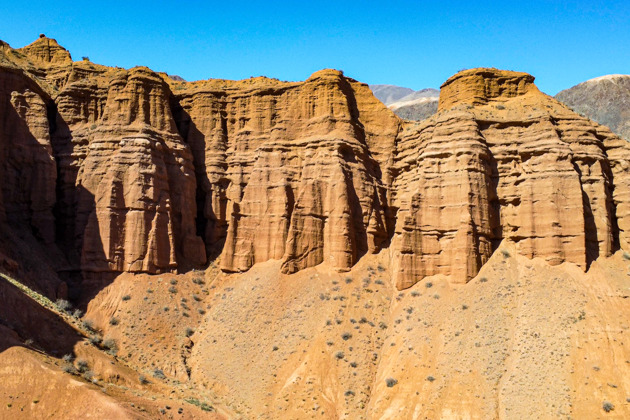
[1,37,629,290]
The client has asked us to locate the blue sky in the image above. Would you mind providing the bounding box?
[1,1,628,94]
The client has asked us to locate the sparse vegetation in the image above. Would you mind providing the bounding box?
[425,282,433,288]
[426,375,435,382]
[185,398,213,412]
[139,375,149,384]
[62,364,77,374]
[82,319,95,332]
[76,359,89,373]
[55,299,72,312]
[102,338,117,354]
[501,249,510,258]
[109,317,119,326]
[152,368,166,380]
[185,327,195,337]
[341,332,352,341]
[168,286,177,294]
[479,277,488,283]
[83,370,94,381]
[602,401,614,412]
[122,295,131,301]
[385,377,398,387]
[335,351,345,360]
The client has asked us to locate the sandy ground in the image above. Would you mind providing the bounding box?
[1,243,629,419]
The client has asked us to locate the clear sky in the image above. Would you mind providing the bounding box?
[1,0,628,95]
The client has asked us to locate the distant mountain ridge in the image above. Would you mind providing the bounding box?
[368,84,414,105]
[369,84,439,121]
[555,74,630,141]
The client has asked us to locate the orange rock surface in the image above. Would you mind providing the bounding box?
[1,39,629,291]
[0,38,630,420]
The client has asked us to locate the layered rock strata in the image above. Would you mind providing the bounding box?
[1,38,205,275]
[389,69,624,287]
[1,37,629,290]
[172,70,398,274]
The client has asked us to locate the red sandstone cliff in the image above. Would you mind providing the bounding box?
[1,37,629,292]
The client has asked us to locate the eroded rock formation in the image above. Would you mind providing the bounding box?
[172,69,397,274]
[1,37,629,290]
[390,69,623,287]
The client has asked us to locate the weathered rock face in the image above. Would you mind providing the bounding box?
[173,70,398,274]
[389,68,625,288]
[54,67,206,273]
[391,110,497,287]
[1,37,206,276]
[438,69,536,109]
[18,35,72,66]
[75,68,204,273]
[0,62,57,244]
[1,38,630,290]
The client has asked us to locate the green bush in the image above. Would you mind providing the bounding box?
[76,359,89,373]
[185,398,213,412]
[152,368,166,380]
[55,299,72,312]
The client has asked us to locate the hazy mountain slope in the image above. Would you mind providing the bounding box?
[394,87,439,103]
[368,84,414,105]
[369,85,440,121]
[390,98,438,121]
[555,74,630,140]
[388,88,440,121]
